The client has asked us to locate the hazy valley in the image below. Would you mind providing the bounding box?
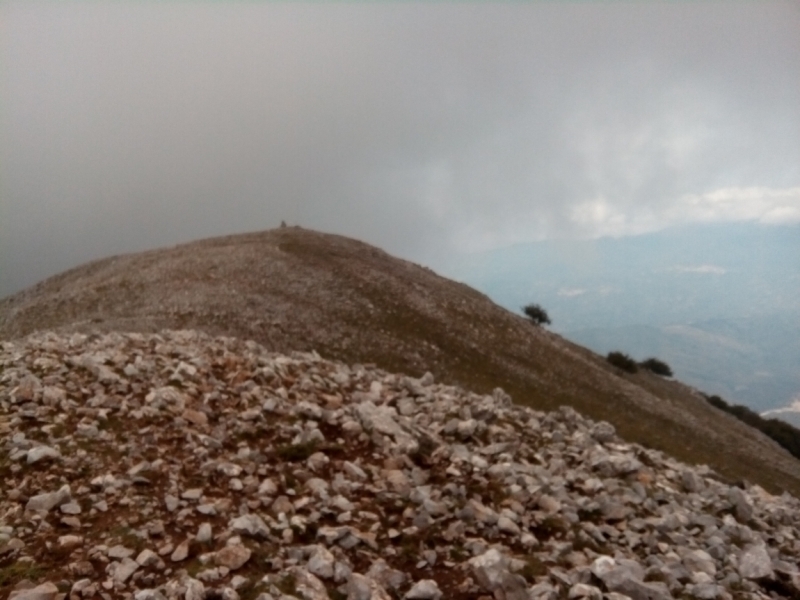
[437,223,800,416]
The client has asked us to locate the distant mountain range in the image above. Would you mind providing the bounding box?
[437,222,800,413]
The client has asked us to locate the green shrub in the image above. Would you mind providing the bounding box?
[275,441,318,462]
[704,394,729,411]
[606,351,638,373]
[523,303,551,326]
[639,358,673,377]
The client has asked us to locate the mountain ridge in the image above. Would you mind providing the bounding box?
[1,227,799,496]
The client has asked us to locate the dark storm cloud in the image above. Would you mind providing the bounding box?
[1,2,799,297]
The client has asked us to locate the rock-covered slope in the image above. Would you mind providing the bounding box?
[2,330,800,600]
[1,227,799,496]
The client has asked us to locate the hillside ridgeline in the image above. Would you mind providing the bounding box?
[1,227,799,496]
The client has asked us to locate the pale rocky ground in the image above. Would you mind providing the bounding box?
[2,330,800,600]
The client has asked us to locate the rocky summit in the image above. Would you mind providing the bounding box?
[2,330,800,600]
[3,228,799,498]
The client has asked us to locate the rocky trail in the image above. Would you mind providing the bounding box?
[2,330,800,600]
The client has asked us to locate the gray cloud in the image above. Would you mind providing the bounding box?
[2,2,799,297]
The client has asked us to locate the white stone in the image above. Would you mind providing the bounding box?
[404,579,442,600]
[25,484,71,512]
[739,543,773,579]
[8,582,60,600]
[307,545,336,579]
[136,548,160,567]
[215,544,252,570]
[26,445,60,464]
[230,514,270,539]
[197,522,213,543]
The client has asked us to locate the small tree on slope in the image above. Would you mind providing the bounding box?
[523,303,551,326]
[639,357,673,377]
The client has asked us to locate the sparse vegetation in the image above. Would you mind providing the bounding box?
[606,351,638,373]
[522,303,551,326]
[0,562,46,589]
[705,395,728,411]
[328,589,348,600]
[275,441,318,463]
[518,555,548,581]
[703,394,800,461]
[639,357,673,377]
[449,545,467,561]
[276,573,298,596]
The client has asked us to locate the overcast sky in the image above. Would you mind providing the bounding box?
[2,1,799,298]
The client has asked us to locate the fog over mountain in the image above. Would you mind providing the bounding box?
[2,2,799,300]
[439,223,800,413]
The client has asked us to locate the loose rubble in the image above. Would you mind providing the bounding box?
[2,330,800,600]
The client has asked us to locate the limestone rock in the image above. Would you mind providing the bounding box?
[8,582,60,600]
[26,446,60,465]
[25,484,71,512]
[230,514,270,539]
[215,544,252,570]
[738,544,773,580]
[404,579,442,600]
